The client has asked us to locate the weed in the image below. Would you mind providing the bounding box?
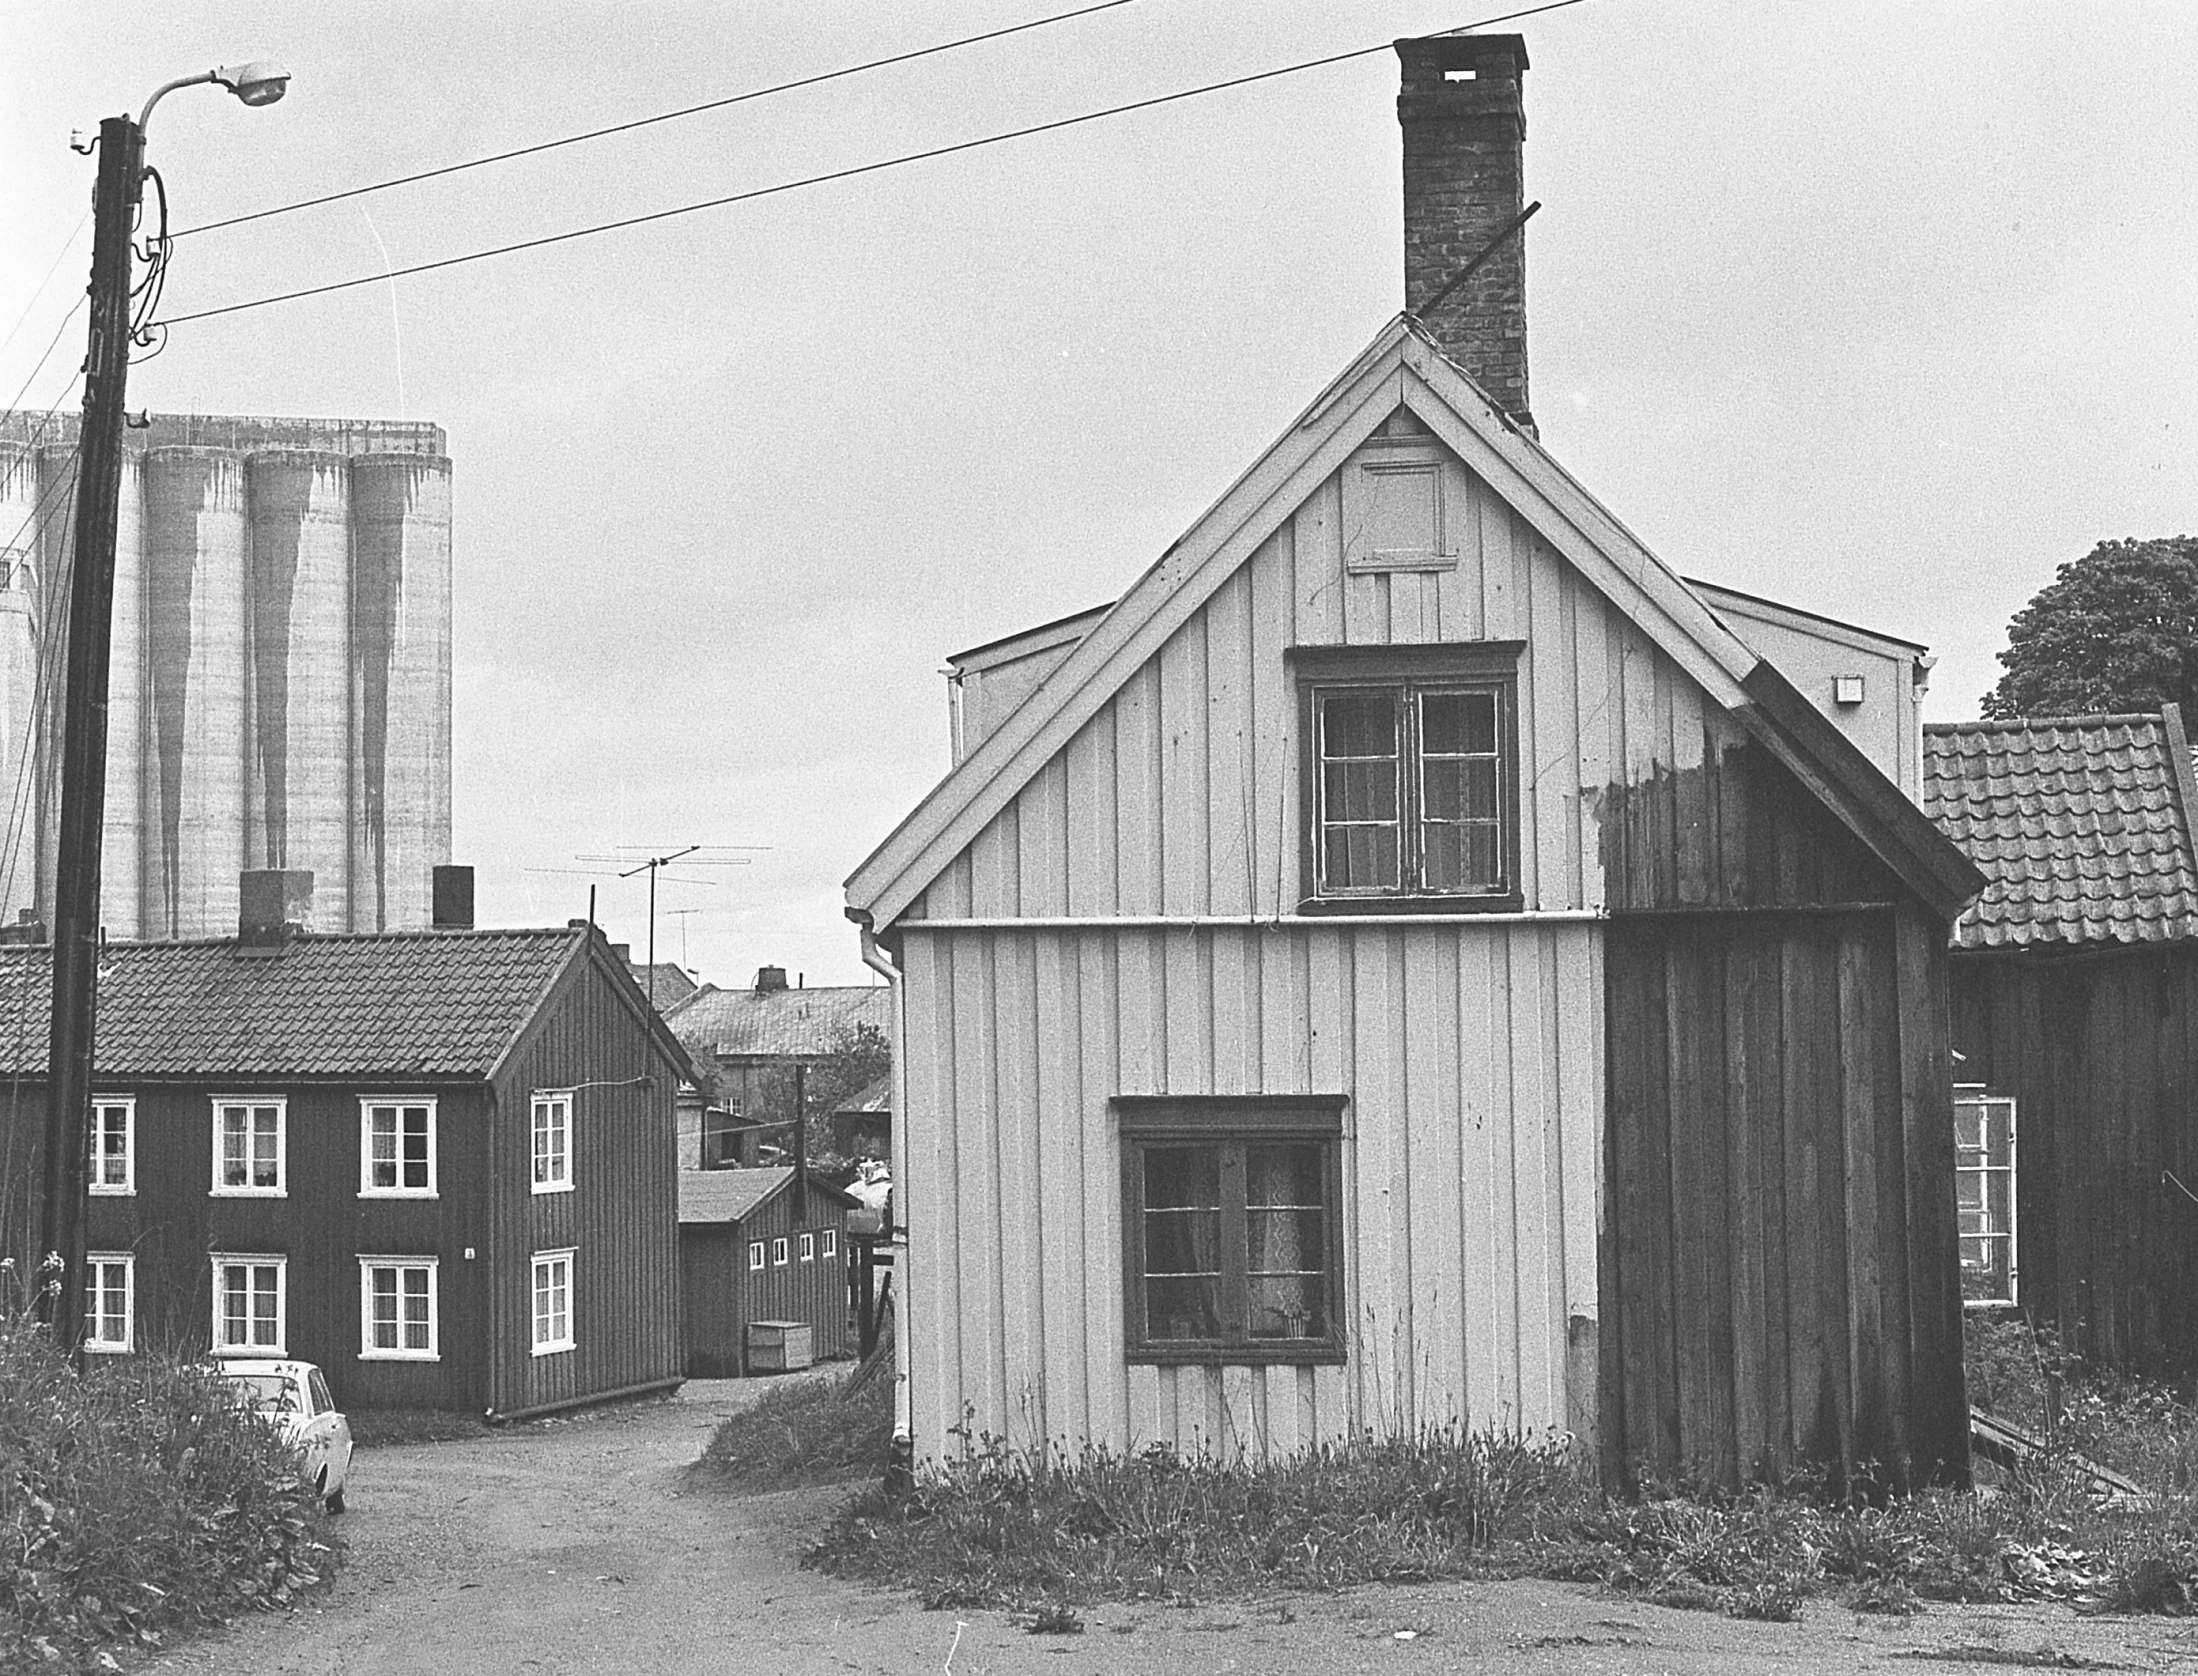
[0,1310,335,1674]
[694,1367,893,1490]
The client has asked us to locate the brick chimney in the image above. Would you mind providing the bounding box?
[238,869,313,954]
[754,965,788,993]
[1397,34,1532,431]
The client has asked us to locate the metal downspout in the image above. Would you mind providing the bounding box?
[858,924,913,1473]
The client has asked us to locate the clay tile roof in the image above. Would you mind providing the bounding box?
[0,927,586,1078]
[665,984,889,1059]
[1922,712,2198,950]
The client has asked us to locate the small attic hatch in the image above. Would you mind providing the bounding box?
[1343,439,1455,574]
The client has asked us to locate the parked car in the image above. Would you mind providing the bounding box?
[214,1359,354,1513]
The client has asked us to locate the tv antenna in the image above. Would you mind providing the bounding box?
[525,844,767,1007]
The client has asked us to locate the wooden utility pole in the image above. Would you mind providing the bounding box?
[38,114,143,1356]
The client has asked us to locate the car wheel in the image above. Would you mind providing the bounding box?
[326,1487,346,1515]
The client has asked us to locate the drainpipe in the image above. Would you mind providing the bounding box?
[858,920,914,1488]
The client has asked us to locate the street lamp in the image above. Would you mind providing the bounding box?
[37,62,288,1359]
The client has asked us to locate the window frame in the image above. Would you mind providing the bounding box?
[531,1091,574,1195]
[358,1256,441,1360]
[358,1098,439,1198]
[89,1097,134,1196]
[748,1241,765,1272]
[1954,1083,2019,1309]
[799,1232,815,1263]
[771,1237,788,1267]
[1290,643,1524,914]
[822,1228,838,1259]
[84,1252,133,1352]
[210,1254,288,1355]
[210,1098,287,1197]
[1116,1095,1348,1366]
[531,1249,575,1356]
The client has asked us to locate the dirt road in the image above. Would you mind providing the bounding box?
[138,1380,2198,1674]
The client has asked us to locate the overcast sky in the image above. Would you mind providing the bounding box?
[4,0,2194,987]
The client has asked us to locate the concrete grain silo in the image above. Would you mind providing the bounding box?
[349,452,451,932]
[247,450,351,927]
[0,411,453,942]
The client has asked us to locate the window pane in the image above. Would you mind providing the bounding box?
[1145,1277,1221,1342]
[1326,825,1400,890]
[1324,760,1400,824]
[1143,1147,1221,1342]
[1246,1144,1325,1340]
[1320,690,1397,759]
[1420,691,1496,756]
[1248,1274,1324,1339]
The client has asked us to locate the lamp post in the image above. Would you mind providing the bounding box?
[38,62,289,1358]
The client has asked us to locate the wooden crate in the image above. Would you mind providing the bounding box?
[746,1320,814,1373]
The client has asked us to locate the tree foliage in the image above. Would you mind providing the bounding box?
[1983,536,2198,720]
[750,1021,890,1178]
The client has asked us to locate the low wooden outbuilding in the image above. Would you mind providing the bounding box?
[1926,707,2198,1373]
[676,1166,856,1376]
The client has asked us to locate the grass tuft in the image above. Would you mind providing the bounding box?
[695,1367,893,1490]
[0,1304,336,1674]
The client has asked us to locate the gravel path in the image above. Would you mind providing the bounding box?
[133,1380,2198,1674]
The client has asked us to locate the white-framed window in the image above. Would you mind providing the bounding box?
[748,1241,765,1272]
[84,1253,133,1352]
[211,1099,286,1196]
[1956,1085,2019,1308]
[822,1228,838,1259]
[531,1249,574,1355]
[212,1255,287,1354]
[360,1099,437,1196]
[532,1092,573,1194]
[359,1258,439,1359]
[771,1237,788,1267]
[799,1231,815,1263]
[90,1098,134,1195]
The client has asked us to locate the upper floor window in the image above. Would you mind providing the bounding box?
[1956,1085,2018,1307]
[1117,1096,1347,1365]
[1292,644,1521,911]
[90,1098,134,1195]
[212,1100,285,1196]
[360,1100,437,1197]
[85,1253,133,1352]
[532,1092,572,1193]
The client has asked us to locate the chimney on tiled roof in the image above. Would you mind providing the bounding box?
[754,965,788,993]
[432,864,474,930]
[0,909,45,946]
[1397,33,1533,433]
[238,870,313,954]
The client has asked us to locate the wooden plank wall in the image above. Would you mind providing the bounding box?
[1950,947,2198,1375]
[896,920,1603,1463]
[494,951,683,1415]
[1602,907,1968,1492]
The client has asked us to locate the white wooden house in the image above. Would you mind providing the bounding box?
[847,34,1981,1490]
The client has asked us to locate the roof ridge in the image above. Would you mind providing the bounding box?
[1926,713,2167,734]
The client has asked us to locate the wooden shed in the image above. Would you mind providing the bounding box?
[677,1166,857,1376]
[1926,708,2198,1374]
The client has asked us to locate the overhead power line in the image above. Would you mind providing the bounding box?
[153,0,1594,332]
[172,0,1143,240]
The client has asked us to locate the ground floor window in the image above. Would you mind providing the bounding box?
[1955,1084,2018,1307]
[1116,1096,1347,1364]
[85,1253,133,1351]
[212,1255,286,1353]
[360,1258,439,1359]
[532,1249,575,1355]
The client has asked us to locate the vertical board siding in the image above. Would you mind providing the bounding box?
[1950,947,2198,1376]
[493,952,682,1416]
[948,445,1772,923]
[897,920,1601,1463]
[1602,911,1968,1492]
